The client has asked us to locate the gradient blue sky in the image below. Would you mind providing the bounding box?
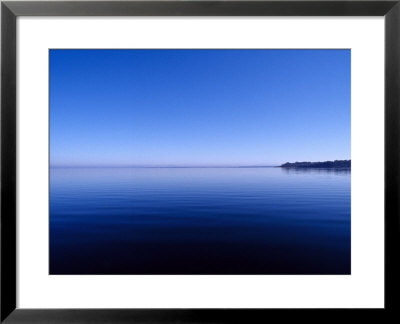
[50,49,350,167]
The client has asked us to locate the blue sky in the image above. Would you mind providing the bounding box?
[50,49,350,167]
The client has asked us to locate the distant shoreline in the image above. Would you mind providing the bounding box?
[50,160,351,169]
[280,160,351,169]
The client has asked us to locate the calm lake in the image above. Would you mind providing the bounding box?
[49,167,350,274]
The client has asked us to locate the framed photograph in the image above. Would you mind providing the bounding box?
[1,0,399,322]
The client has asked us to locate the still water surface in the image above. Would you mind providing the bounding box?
[50,167,350,274]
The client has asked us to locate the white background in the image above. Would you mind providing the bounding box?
[17,17,384,308]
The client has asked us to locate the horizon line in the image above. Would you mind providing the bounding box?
[49,159,351,169]
[50,159,351,169]
[49,165,280,169]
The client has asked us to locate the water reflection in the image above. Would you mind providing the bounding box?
[280,167,351,175]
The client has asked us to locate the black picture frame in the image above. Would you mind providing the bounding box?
[1,0,399,322]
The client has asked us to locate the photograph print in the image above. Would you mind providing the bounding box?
[49,49,351,274]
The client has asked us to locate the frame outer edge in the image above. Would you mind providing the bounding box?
[1,1,17,322]
[1,1,398,16]
[385,1,400,313]
[0,0,399,323]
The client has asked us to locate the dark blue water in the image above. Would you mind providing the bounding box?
[50,167,350,274]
